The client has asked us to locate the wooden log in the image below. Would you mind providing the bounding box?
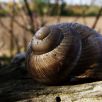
[0,63,102,102]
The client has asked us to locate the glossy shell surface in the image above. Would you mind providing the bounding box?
[26,23,102,85]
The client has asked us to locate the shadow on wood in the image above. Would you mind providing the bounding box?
[0,63,102,102]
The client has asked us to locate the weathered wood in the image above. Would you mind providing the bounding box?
[0,64,102,102]
[20,82,102,102]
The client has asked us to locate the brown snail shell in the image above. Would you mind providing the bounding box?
[26,23,102,85]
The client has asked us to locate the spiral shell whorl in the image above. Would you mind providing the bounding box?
[35,27,50,40]
[27,23,102,85]
[31,26,64,55]
[27,24,82,84]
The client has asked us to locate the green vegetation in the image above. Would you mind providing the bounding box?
[0,1,101,17]
[0,9,9,16]
[31,1,101,17]
[49,5,101,16]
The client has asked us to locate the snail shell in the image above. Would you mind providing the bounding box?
[26,23,102,85]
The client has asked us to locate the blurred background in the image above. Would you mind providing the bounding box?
[0,0,102,65]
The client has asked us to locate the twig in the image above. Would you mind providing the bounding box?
[14,18,31,32]
[0,41,5,49]
[9,0,16,56]
[0,18,11,32]
[24,0,35,34]
[56,0,61,23]
[92,7,102,29]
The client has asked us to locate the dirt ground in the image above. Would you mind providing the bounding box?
[0,16,102,56]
